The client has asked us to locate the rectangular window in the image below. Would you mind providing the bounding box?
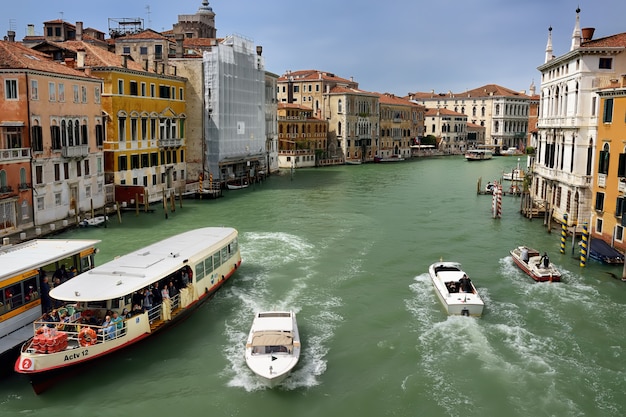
[85,185,91,198]
[616,225,624,241]
[30,79,39,100]
[95,124,104,147]
[595,192,605,212]
[141,153,149,168]
[35,165,43,184]
[141,82,146,96]
[55,192,61,206]
[94,86,101,104]
[151,152,158,166]
[619,153,626,177]
[131,154,139,169]
[140,46,148,55]
[599,57,612,69]
[84,159,90,176]
[31,125,43,152]
[141,118,148,140]
[58,83,65,102]
[150,84,155,97]
[118,155,128,171]
[118,79,124,95]
[81,86,87,103]
[616,197,625,217]
[37,196,44,211]
[596,218,603,233]
[123,46,130,54]
[76,161,82,177]
[73,85,79,103]
[118,118,126,141]
[131,119,138,140]
[4,79,18,99]
[130,81,138,96]
[603,98,614,123]
[179,87,184,101]
[64,163,69,180]
[48,82,56,101]
[54,163,60,181]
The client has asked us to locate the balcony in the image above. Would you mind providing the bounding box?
[158,138,183,148]
[0,148,31,162]
[61,144,89,158]
[0,185,13,194]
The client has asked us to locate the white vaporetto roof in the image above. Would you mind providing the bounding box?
[50,227,237,302]
[0,239,101,282]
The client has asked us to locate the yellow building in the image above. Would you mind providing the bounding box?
[591,82,626,253]
[376,93,425,158]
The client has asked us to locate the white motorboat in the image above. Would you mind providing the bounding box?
[428,261,484,317]
[245,311,300,387]
[78,216,108,227]
[510,246,561,282]
[502,169,525,181]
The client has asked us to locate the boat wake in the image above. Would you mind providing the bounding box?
[221,231,340,391]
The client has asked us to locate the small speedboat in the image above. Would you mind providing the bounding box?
[244,311,300,387]
[510,246,561,282]
[428,261,484,317]
[78,216,108,227]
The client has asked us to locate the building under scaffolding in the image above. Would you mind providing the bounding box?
[203,34,267,184]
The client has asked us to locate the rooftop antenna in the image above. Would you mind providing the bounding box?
[145,5,152,28]
[9,18,16,31]
[59,11,64,21]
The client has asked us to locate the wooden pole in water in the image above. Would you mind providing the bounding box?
[170,192,175,212]
[135,194,139,216]
[179,189,183,208]
[116,201,122,223]
[90,199,94,219]
[163,189,168,219]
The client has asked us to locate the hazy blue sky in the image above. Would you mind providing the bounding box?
[2,0,625,96]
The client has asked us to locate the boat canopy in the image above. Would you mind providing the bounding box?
[251,331,293,347]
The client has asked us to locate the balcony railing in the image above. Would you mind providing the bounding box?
[158,138,183,148]
[0,148,31,162]
[61,145,89,158]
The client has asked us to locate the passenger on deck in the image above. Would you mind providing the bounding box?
[538,252,550,268]
[181,267,190,287]
[459,274,472,293]
[143,288,153,312]
[447,281,458,293]
[110,312,123,338]
[168,281,179,298]
[521,247,529,263]
[40,276,51,313]
[152,282,163,306]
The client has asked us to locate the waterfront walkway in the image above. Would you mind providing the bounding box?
[1,217,84,246]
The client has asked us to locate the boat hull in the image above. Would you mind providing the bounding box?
[428,262,484,317]
[510,246,561,282]
[588,239,624,265]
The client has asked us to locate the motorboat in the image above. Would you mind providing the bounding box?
[501,147,521,156]
[78,216,108,227]
[374,155,405,162]
[502,169,525,181]
[465,149,493,161]
[510,246,561,282]
[244,311,300,387]
[226,181,249,190]
[15,227,242,394]
[588,239,624,265]
[428,261,484,317]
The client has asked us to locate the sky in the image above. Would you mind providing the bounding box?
[2,0,626,97]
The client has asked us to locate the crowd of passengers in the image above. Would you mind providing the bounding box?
[39,266,193,336]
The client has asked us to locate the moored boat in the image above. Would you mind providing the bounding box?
[510,246,561,282]
[464,149,493,161]
[374,155,405,163]
[15,227,242,393]
[78,216,108,227]
[428,261,484,317]
[588,238,624,265]
[226,181,249,190]
[244,311,300,387]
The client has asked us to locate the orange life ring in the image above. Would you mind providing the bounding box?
[78,327,97,347]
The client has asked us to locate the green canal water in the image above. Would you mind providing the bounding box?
[1,156,625,417]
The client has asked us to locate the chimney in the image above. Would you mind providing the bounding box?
[27,24,35,36]
[175,33,184,58]
[581,27,595,42]
[122,55,128,68]
[144,59,149,71]
[7,30,15,42]
[77,48,86,68]
[256,45,262,56]
[64,58,76,68]
[76,21,83,41]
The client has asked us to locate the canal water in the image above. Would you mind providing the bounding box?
[1,156,625,417]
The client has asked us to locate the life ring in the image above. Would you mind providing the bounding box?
[78,327,97,346]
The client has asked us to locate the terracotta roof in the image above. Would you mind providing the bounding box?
[59,40,149,72]
[467,122,484,129]
[373,92,418,106]
[409,84,529,99]
[581,32,626,48]
[116,29,172,42]
[278,69,356,85]
[0,40,94,78]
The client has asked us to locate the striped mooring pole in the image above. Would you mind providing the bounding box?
[492,182,502,219]
[560,213,568,254]
[580,222,588,267]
